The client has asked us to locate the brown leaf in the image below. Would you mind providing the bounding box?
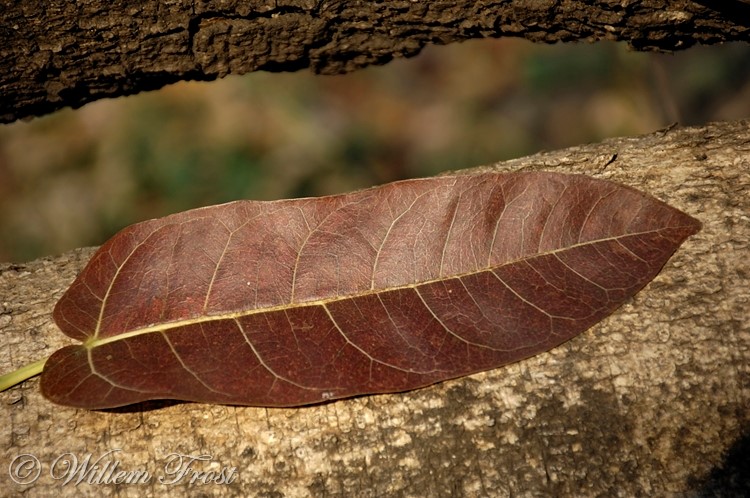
[41,172,701,409]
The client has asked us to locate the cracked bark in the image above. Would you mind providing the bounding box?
[1,120,748,497]
[2,0,749,123]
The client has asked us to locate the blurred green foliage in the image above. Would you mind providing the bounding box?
[0,39,748,262]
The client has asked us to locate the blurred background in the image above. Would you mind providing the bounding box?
[1,38,748,262]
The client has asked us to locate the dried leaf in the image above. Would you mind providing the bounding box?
[41,172,701,408]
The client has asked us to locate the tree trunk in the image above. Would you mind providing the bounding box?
[2,0,749,123]
[1,119,747,497]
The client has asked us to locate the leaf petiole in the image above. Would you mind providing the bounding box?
[0,358,47,392]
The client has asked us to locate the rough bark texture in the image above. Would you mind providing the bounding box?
[1,120,747,497]
[2,0,749,124]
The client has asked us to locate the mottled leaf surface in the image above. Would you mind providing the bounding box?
[41,172,701,409]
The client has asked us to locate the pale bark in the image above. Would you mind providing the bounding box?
[1,120,748,497]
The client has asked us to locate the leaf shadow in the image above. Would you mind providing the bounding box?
[97,399,186,413]
[92,389,415,414]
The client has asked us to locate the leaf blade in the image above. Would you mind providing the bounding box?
[42,172,701,408]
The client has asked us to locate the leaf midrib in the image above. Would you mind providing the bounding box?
[82,228,674,350]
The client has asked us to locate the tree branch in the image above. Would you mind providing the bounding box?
[1,120,747,496]
[2,0,749,123]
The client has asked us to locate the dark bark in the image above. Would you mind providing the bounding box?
[2,0,749,123]
[1,120,748,497]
